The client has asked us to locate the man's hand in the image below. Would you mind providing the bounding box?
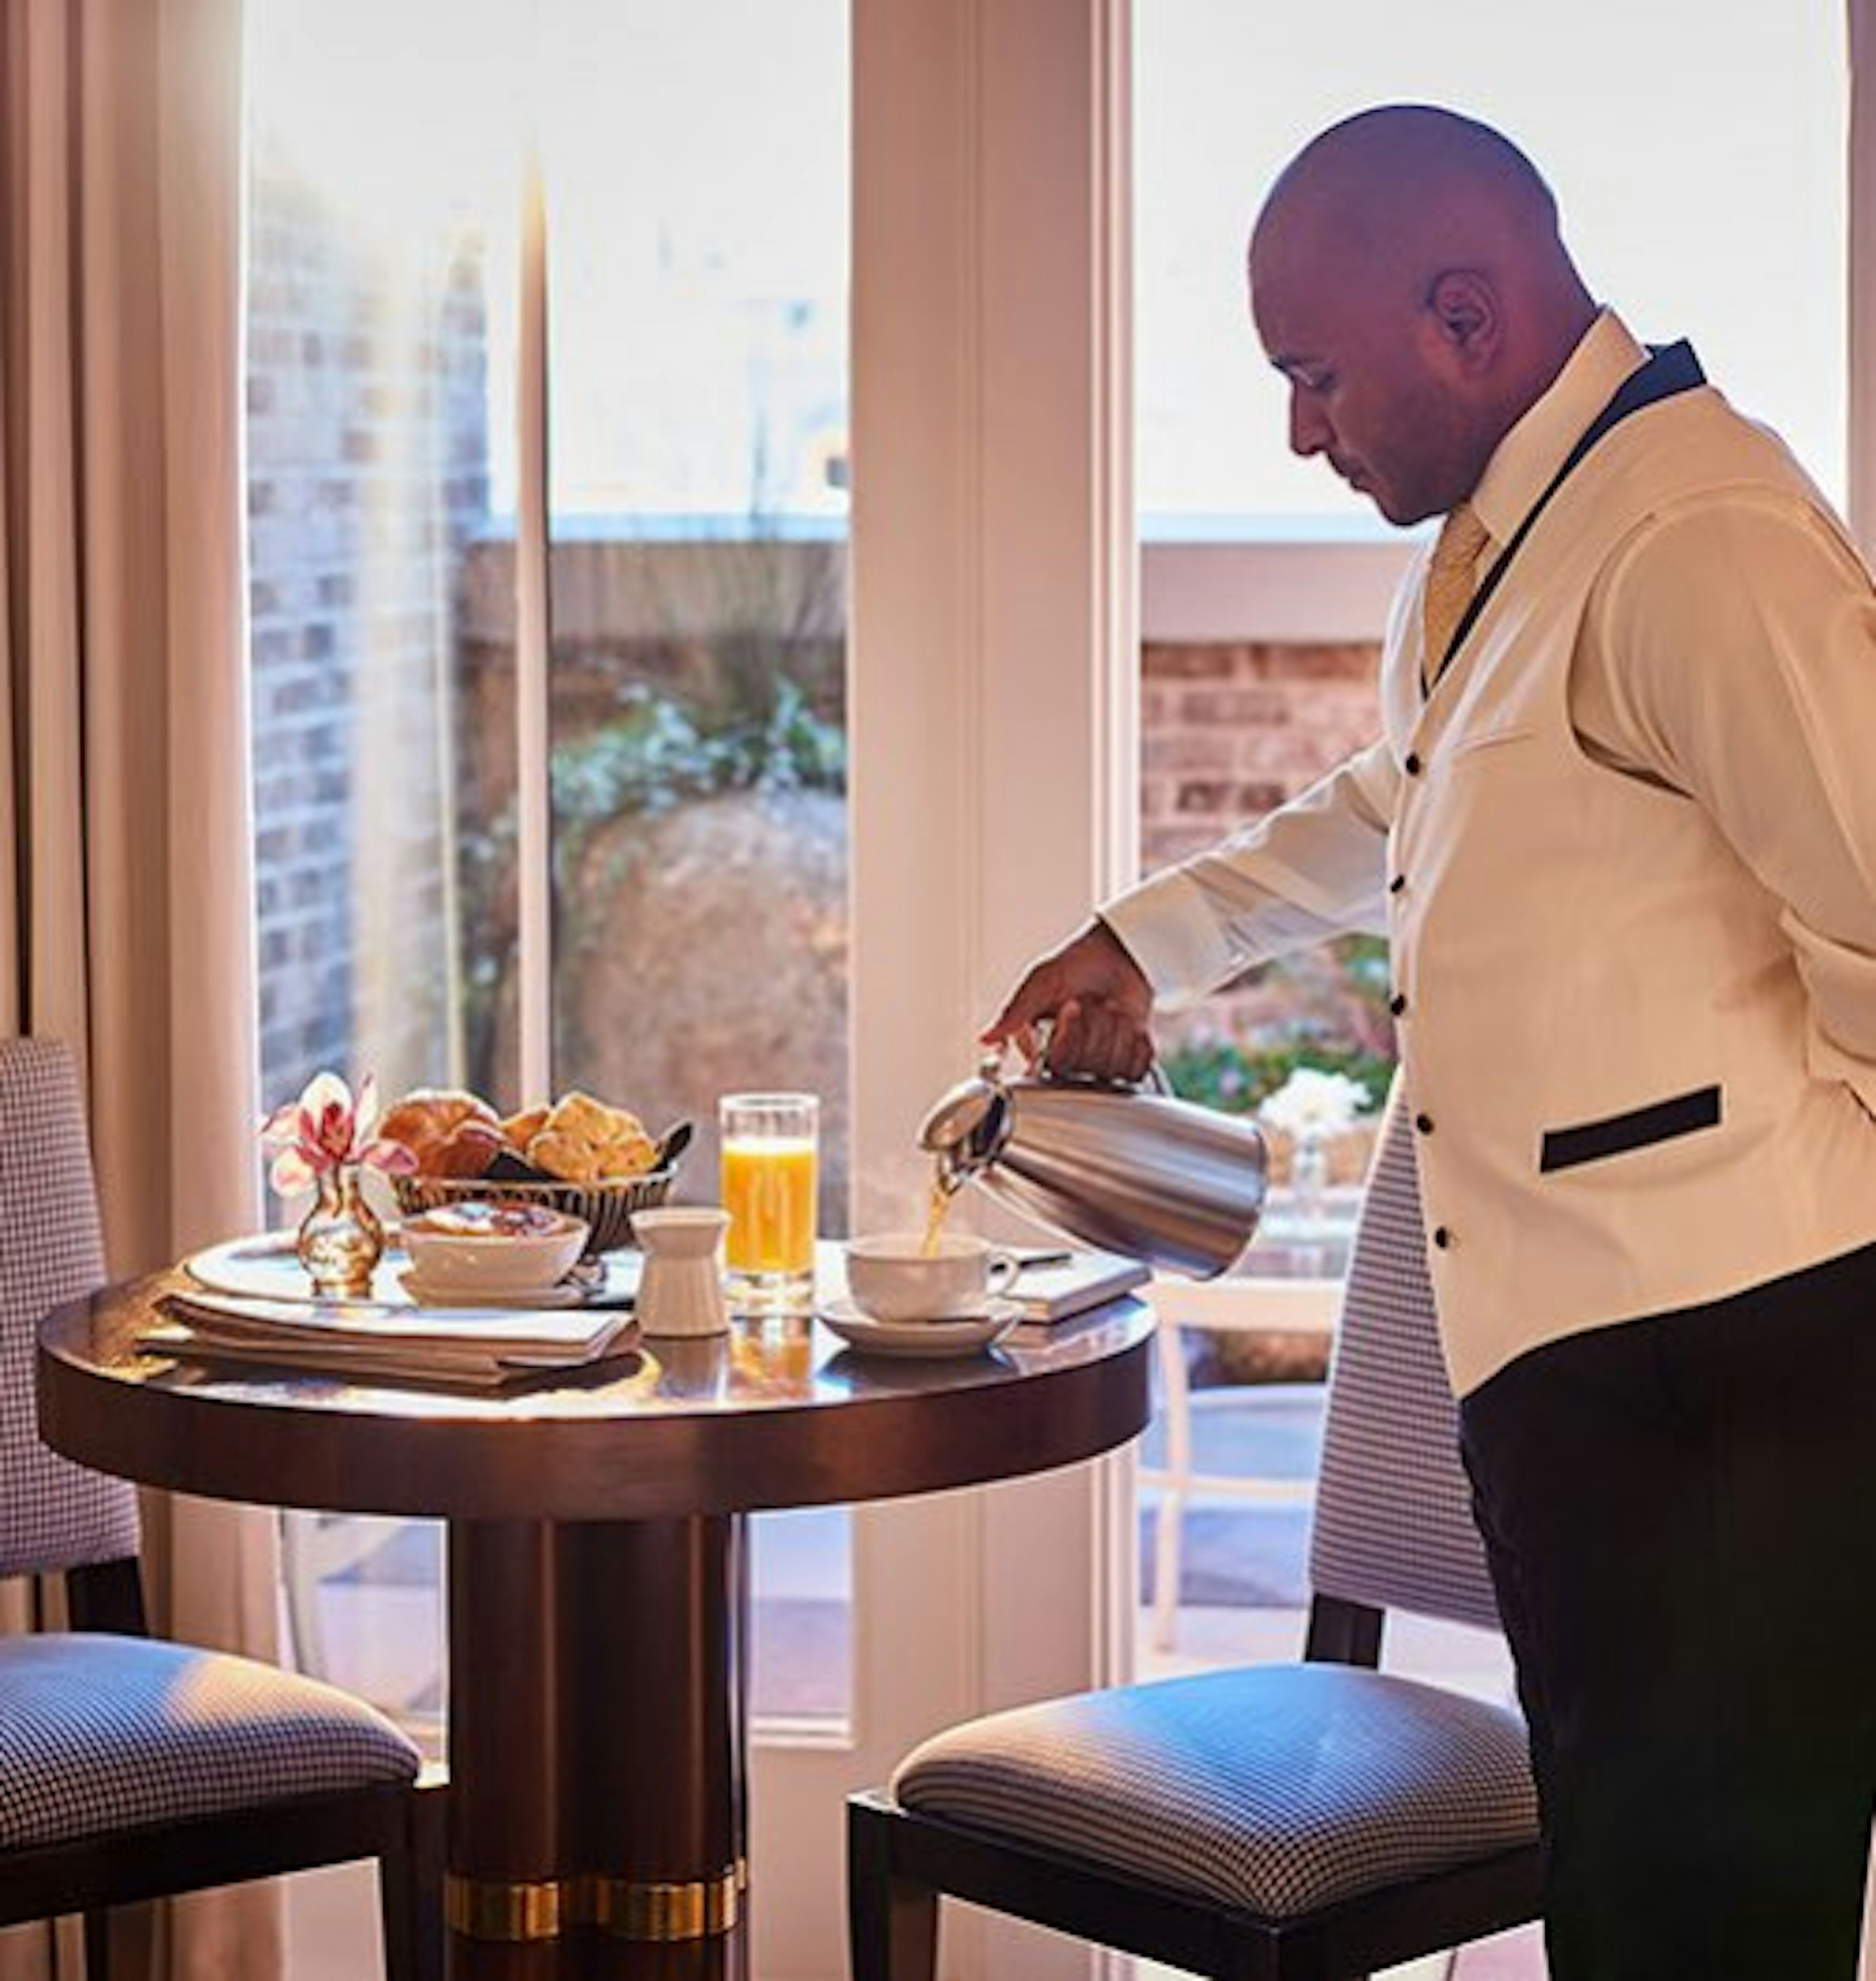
[981,920,1156,1083]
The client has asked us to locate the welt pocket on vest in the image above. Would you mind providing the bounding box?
[1538,1084,1722,1173]
[1446,725,1536,761]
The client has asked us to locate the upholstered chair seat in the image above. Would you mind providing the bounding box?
[0,1634,420,1851]
[850,1098,1544,1980]
[893,1662,1536,1921]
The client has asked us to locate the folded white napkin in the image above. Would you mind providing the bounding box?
[149,1288,636,1390]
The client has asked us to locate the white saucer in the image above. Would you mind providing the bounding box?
[397,1268,584,1312]
[817,1295,1023,1358]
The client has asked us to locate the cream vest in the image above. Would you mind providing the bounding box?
[1384,380,1876,1395]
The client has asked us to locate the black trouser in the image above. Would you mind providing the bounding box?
[1459,1243,1876,1981]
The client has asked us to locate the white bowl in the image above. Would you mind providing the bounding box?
[391,1167,677,1257]
[400,1201,590,1298]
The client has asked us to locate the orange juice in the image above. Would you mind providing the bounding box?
[721,1136,817,1274]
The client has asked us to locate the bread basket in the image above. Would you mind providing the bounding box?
[392,1167,677,1260]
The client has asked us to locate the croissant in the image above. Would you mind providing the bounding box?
[380,1088,505,1179]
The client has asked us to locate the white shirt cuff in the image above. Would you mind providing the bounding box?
[1100,872,1241,1008]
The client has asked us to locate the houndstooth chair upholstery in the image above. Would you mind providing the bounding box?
[0,1634,421,1849]
[851,1093,1540,1981]
[0,1039,141,1579]
[1307,1096,1501,1635]
[0,1037,438,1981]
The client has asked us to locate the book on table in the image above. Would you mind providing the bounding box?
[1007,1248,1152,1324]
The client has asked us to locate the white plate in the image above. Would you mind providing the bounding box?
[817,1295,1023,1358]
[397,1268,584,1312]
[181,1232,638,1310]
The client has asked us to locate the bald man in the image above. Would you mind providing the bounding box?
[989,106,1876,1978]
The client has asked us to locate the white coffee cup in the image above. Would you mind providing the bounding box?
[844,1231,1020,1322]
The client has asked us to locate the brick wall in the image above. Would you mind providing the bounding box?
[245,140,489,1108]
[1141,637,1394,1185]
[1140,640,1380,875]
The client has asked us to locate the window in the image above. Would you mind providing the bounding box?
[1138,0,1847,536]
[245,0,853,1736]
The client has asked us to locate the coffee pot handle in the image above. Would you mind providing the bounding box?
[1018,1020,1174,1097]
[1045,1058,1174,1096]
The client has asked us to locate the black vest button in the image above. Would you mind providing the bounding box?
[1388,874,1406,894]
[1404,752,1423,775]
[1432,1226,1452,1249]
[1389,993,1407,1017]
[1414,1112,1433,1134]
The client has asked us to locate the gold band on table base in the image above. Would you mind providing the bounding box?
[591,1867,742,1940]
[446,1874,564,1942]
[446,1864,745,1943]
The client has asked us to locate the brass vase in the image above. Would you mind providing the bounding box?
[296,1164,385,1297]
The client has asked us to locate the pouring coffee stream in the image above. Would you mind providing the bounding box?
[917,1051,1270,1280]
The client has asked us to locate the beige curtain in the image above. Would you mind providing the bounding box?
[1852,0,1876,564]
[0,3,282,1980]
[1847,6,1874,1962]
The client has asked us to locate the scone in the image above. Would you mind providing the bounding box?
[528,1090,660,1182]
[500,1104,551,1153]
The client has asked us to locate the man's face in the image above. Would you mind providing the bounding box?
[1250,242,1478,528]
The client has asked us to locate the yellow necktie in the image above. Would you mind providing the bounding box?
[1422,502,1491,683]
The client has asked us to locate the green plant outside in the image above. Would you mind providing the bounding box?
[1159,934,1398,1118]
[549,673,845,886]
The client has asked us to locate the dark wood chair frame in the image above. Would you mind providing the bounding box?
[848,1592,1543,1981]
[0,1555,447,1981]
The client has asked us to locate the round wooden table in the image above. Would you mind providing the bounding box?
[37,1270,1153,1978]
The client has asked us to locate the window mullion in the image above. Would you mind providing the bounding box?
[513,144,553,1106]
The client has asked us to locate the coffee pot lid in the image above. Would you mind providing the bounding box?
[917,1053,1010,1163]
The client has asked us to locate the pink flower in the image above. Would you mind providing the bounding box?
[259,1071,418,1195]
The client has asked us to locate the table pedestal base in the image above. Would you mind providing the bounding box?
[447,1515,749,1979]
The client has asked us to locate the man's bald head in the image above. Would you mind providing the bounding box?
[1249,105,1597,524]
[1253,105,1565,291]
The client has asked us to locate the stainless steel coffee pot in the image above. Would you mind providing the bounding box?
[918,1053,1268,1279]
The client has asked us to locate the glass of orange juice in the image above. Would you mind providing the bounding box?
[719,1092,819,1314]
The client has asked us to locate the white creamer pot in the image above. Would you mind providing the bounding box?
[918,1053,1269,1279]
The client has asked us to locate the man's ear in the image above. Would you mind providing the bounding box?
[1425,268,1501,373]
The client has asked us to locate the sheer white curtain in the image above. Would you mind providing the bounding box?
[0,2,280,1978]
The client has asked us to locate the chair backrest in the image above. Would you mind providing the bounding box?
[0,1037,141,1578]
[1306,1092,1502,1635]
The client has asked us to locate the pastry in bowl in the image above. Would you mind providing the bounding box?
[401,1201,589,1300]
[384,1082,682,1256]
